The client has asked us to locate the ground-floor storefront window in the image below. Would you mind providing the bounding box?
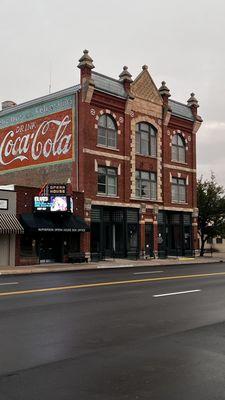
[20,232,81,264]
[158,211,192,258]
[90,206,139,260]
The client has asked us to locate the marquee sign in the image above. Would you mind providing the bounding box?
[0,95,75,173]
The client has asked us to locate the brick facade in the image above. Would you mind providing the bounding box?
[0,50,202,263]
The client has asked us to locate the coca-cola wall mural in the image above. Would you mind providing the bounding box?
[0,94,75,173]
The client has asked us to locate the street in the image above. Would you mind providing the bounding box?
[1,262,225,399]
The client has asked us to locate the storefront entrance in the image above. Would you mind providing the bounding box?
[20,213,90,264]
[91,206,139,260]
[39,234,63,263]
[158,211,192,258]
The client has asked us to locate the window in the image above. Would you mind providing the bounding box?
[135,123,157,156]
[135,170,157,199]
[207,237,213,244]
[172,134,186,163]
[172,177,186,203]
[216,237,223,244]
[98,167,117,196]
[98,114,117,148]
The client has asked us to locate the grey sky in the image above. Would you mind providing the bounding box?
[1,0,225,184]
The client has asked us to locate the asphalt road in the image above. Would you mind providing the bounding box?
[1,262,225,399]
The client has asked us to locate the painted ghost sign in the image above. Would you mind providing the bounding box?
[0,95,74,173]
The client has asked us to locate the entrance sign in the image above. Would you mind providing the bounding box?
[49,184,67,195]
[0,95,75,173]
[34,195,72,213]
[34,196,51,211]
[50,196,67,212]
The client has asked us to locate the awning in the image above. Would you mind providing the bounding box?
[20,213,90,233]
[0,213,24,234]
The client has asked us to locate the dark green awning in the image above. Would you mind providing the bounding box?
[20,213,90,233]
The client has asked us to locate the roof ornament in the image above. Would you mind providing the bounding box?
[119,66,132,82]
[158,81,171,97]
[142,65,148,70]
[77,49,95,69]
[187,92,199,108]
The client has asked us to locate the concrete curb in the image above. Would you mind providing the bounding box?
[0,258,224,277]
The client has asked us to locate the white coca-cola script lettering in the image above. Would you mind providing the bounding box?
[0,115,72,166]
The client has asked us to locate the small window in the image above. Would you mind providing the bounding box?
[98,115,117,148]
[172,134,186,163]
[216,237,223,244]
[135,123,157,157]
[98,167,117,196]
[207,237,213,244]
[172,177,186,203]
[135,170,157,199]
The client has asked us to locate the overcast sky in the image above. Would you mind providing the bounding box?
[1,0,225,184]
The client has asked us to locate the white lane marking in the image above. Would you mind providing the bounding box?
[0,282,19,286]
[153,289,201,298]
[97,264,134,269]
[133,270,163,275]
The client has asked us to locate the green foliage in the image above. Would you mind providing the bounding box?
[197,173,225,255]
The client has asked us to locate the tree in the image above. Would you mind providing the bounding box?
[197,173,225,256]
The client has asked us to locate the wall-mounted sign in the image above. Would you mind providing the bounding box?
[50,196,68,212]
[34,196,51,211]
[48,184,67,195]
[0,199,8,210]
[0,95,75,174]
[34,195,72,213]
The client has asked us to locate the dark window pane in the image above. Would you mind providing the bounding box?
[108,168,116,176]
[178,147,185,163]
[98,115,107,127]
[98,184,106,193]
[136,133,141,153]
[172,134,186,163]
[150,181,157,199]
[140,123,149,132]
[150,135,157,156]
[98,167,106,175]
[98,115,117,148]
[141,171,150,180]
[107,116,116,129]
[141,180,150,197]
[136,123,157,156]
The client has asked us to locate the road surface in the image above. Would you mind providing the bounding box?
[1,262,225,399]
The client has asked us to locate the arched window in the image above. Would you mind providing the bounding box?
[172,134,186,163]
[98,114,117,148]
[135,123,157,157]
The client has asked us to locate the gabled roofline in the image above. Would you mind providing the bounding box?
[92,71,121,84]
[169,98,194,122]
[0,84,81,117]
[169,99,188,107]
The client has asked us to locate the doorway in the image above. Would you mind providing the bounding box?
[39,234,62,263]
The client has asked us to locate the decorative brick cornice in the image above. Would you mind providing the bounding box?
[192,117,202,134]
[83,148,130,161]
[163,163,196,173]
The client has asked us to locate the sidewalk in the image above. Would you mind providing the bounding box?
[0,254,224,276]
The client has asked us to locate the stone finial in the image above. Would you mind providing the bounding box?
[77,49,95,69]
[2,100,17,110]
[158,81,171,97]
[187,92,199,108]
[142,65,148,71]
[119,66,132,82]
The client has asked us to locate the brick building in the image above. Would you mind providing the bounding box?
[0,50,202,264]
